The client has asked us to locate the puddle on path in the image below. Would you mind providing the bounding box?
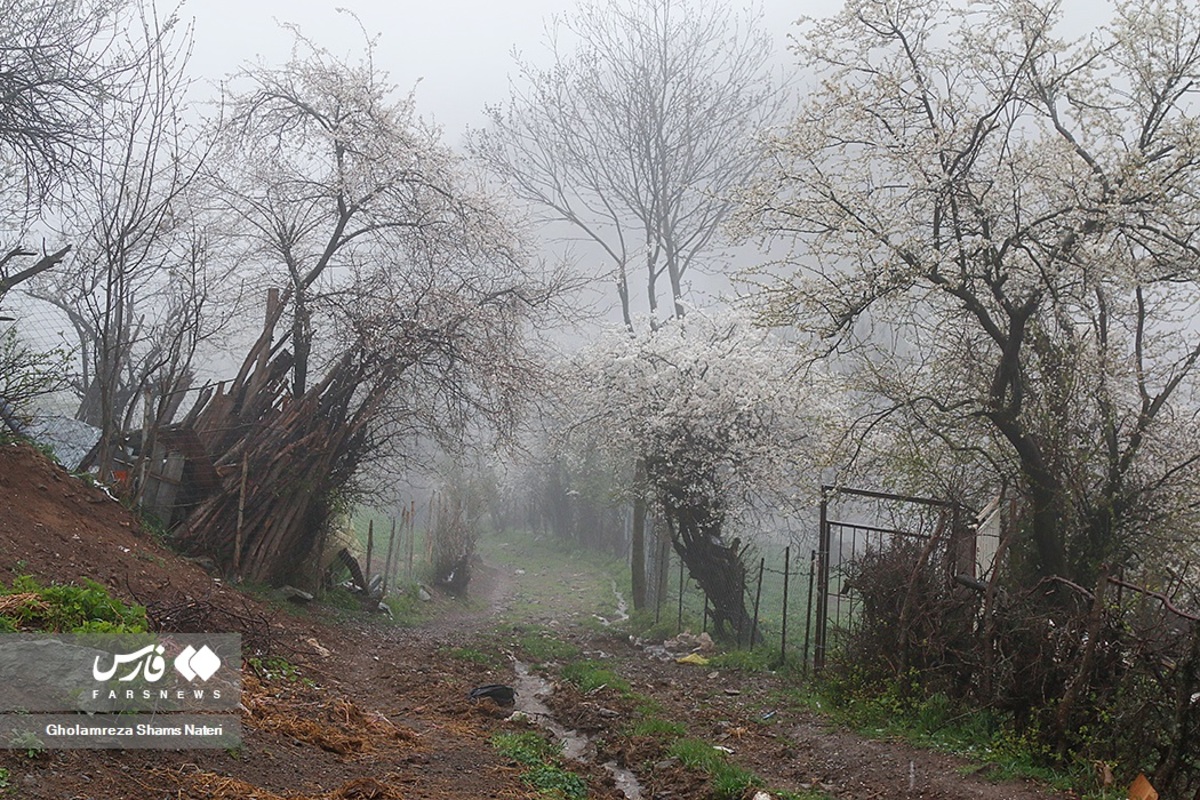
[512,660,642,800]
[593,580,631,627]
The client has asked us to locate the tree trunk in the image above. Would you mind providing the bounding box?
[660,492,754,643]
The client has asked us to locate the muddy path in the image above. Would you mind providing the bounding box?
[317,551,1073,800]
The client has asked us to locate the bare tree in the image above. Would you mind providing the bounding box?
[471,0,783,609]
[469,0,783,328]
[211,19,498,399]
[0,0,144,218]
[742,0,1200,590]
[173,18,562,585]
[26,4,228,475]
[0,0,143,302]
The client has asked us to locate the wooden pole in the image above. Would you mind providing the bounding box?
[365,519,375,591]
[233,454,248,580]
[383,518,397,596]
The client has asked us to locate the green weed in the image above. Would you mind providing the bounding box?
[812,670,1108,797]
[561,660,631,695]
[518,629,581,663]
[491,731,587,800]
[247,655,304,682]
[0,576,147,633]
[444,646,499,668]
[630,717,686,738]
[668,737,760,800]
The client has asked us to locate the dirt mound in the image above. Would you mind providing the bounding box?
[0,441,219,603]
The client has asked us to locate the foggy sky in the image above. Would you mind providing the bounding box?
[185,0,820,144]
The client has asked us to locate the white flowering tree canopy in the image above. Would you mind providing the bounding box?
[566,308,839,523]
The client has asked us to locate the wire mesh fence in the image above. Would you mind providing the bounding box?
[650,540,821,670]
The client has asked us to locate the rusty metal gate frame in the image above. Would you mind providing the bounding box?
[813,486,967,674]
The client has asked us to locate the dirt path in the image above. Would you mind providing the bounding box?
[342,554,1074,800]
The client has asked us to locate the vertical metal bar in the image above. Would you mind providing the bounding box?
[803,549,816,673]
[750,557,765,648]
[780,546,791,664]
[677,556,685,634]
[815,490,831,674]
[702,595,709,634]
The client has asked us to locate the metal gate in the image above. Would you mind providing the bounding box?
[813,486,971,673]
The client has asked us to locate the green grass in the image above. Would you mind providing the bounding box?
[443,645,501,668]
[807,671,1111,797]
[517,628,582,663]
[381,585,427,626]
[491,731,588,800]
[0,575,147,633]
[560,660,632,695]
[630,717,686,738]
[478,529,629,623]
[708,646,778,672]
[668,737,761,799]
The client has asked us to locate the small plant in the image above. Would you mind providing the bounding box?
[0,576,147,633]
[0,766,9,789]
[136,510,170,542]
[382,589,425,626]
[630,716,686,738]
[8,731,44,759]
[491,731,587,800]
[444,646,498,667]
[668,737,759,800]
[518,629,581,663]
[247,655,303,682]
[561,660,631,695]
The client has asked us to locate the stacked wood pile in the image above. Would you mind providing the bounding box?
[172,301,394,587]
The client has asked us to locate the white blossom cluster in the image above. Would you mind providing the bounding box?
[562,308,844,525]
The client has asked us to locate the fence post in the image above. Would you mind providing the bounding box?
[803,549,816,673]
[750,557,765,649]
[780,546,791,666]
[702,595,709,634]
[655,551,664,626]
[815,489,831,674]
[365,519,374,586]
[677,557,685,633]
[382,518,397,597]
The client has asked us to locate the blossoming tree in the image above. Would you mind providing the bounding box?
[564,308,840,640]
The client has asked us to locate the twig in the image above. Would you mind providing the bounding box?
[1107,576,1200,622]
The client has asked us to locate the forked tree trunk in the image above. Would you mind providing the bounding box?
[660,490,755,643]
